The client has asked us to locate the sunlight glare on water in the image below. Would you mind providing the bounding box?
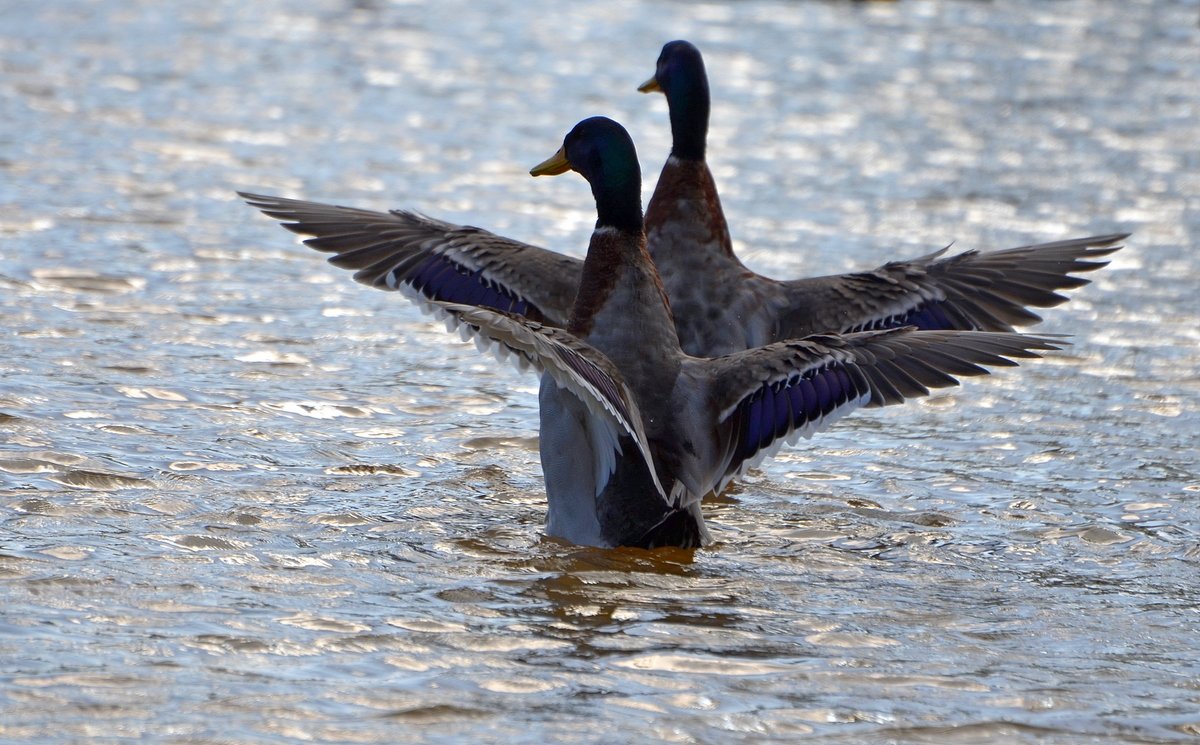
[1,0,1198,742]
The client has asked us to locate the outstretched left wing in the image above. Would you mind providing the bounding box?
[694,327,1062,494]
[424,301,667,502]
[238,192,583,327]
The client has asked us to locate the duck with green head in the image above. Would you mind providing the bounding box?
[636,40,1126,355]
[411,116,1061,547]
[240,40,1124,358]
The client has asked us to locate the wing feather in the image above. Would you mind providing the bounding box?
[238,192,582,327]
[421,300,669,503]
[778,234,1126,336]
[701,328,1063,489]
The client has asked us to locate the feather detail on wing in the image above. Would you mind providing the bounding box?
[422,300,670,503]
[778,234,1127,336]
[703,328,1064,490]
[238,192,582,327]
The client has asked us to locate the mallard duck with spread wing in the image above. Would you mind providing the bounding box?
[240,40,1123,357]
[392,117,1063,548]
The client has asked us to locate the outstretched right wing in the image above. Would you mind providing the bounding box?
[694,327,1063,495]
[239,192,583,328]
[777,234,1126,337]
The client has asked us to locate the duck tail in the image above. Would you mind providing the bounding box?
[637,503,709,549]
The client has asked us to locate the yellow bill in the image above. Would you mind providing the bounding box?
[637,75,662,93]
[530,146,572,177]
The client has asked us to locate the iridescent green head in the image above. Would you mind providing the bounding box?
[531,116,643,234]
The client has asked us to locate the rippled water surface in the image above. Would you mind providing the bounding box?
[3,1,1199,742]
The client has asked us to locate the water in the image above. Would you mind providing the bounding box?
[2,0,1198,742]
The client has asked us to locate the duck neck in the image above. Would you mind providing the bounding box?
[590,170,644,236]
[569,136,681,356]
[667,77,709,162]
